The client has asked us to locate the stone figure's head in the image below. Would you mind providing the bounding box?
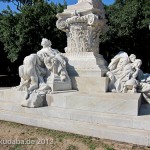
[133,59,142,68]
[129,54,136,63]
[41,38,52,47]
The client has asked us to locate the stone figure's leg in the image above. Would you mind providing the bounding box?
[132,85,137,93]
[28,75,38,91]
[139,83,150,93]
[123,86,128,93]
[24,55,39,91]
[18,65,30,90]
[26,69,38,91]
[19,65,24,79]
[38,76,50,90]
[18,78,29,91]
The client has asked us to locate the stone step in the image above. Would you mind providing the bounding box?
[0,101,150,131]
[0,90,142,116]
[0,109,149,146]
[46,92,142,116]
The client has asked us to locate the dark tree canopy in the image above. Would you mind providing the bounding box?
[100,0,150,72]
[0,0,67,11]
[0,2,67,74]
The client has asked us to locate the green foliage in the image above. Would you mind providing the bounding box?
[0,0,33,11]
[0,2,66,74]
[100,0,150,72]
[66,144,79,150]
[10,144,22,150]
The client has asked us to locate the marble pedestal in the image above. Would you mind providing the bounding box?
[63,52,108,93]
[1,89,150,146]
[47,74,72,91]
[46,92,142,116]
[71,77,109,93]
[63,52,108,77]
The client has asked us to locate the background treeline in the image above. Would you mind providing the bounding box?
[0,0,149,79]
[100,0,150,73]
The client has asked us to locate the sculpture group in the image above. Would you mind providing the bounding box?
[14,0,150,107]
[107,51,150,95]
[1,0,149,146]
[16,38,72,107]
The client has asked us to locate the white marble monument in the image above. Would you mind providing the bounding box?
[1,0,150,146]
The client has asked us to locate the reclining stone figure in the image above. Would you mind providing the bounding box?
[107,51,150,96]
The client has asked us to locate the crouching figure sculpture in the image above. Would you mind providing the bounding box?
[16,38,72,107]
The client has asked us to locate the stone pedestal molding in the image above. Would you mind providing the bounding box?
[63,52,108,77]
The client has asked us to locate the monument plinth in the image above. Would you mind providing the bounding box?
[0,0,149,146]
[56,0,108,92]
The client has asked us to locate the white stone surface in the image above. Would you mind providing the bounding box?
[0,110,148,146]
[57,7,107,53]
[63,52,108,77]
[0,99,150,131]
[0,101,150,146]
[21,92,46,108]
[0,89,141,116]
[70,77,109,93]
[64,0,105,14]
[46,92,141,116]
[1,89,150,145]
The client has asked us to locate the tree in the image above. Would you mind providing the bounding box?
[0,0,33,10]
[100,0,150,72]
[0,0,67,11]
[0,2,66,74]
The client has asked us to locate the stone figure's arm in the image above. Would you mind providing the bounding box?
[44,57,54,71]
[132,68,139,79]
[106,71,114,80]
[55,53,66,67]
[37,50,50,61]
[37,50,45,61]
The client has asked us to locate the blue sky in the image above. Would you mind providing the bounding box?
[0,0,115,12]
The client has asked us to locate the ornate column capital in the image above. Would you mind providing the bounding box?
[56,0,107,53]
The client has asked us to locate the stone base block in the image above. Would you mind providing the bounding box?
[46,92,142,116]
[63,52,108,77]
[0,109,149,146]
[0,89,26,102]
[71,77,109,93]
[0,89,141,116]
[47,77,72,91]
[0,89,149,146]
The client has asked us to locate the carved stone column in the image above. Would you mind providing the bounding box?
[56,0,109,93]
[57,13,104,54]
[57,0,107,54]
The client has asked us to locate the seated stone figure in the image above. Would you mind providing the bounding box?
[17,38,70,92]
[107,51,132,92]
[107,52,150,96]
